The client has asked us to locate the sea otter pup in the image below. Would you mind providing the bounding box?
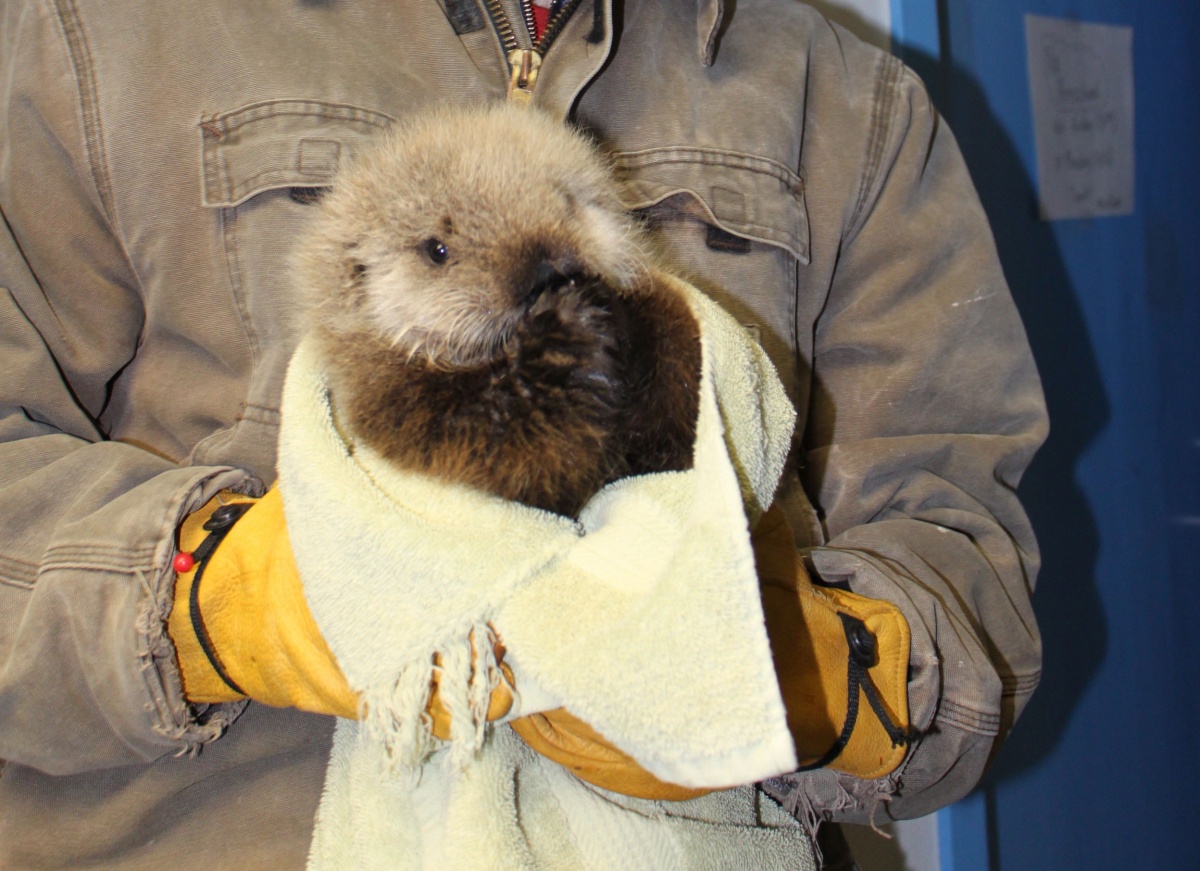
[295,104,701,518]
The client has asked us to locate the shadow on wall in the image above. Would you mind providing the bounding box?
[896,40,1110,804]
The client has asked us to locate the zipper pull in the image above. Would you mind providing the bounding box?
[506,48,542,106]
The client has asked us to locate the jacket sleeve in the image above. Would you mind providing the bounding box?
[0,2,250,775]
[769,59,1048,822]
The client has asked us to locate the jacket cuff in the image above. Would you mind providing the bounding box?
[148,471,264,751]
[0,462,264,773]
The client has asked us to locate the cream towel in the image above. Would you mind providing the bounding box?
[277,274,809,869]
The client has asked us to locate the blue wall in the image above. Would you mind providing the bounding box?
[892,1,1200,868]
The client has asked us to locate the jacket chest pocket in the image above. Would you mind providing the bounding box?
[614,148,810,402]
[191,100,395,473]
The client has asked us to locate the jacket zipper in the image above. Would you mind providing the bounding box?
[482,0,585,104]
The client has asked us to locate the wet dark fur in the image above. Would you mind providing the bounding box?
[323,273,701,517]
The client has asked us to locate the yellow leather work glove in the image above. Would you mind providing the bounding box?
[753,506,914,780]
[168,488,513,730]
[509,709,711,802]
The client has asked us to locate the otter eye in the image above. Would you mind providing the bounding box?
[423,238,449,265]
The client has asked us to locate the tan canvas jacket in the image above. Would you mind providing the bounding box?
[0,0,1047,866]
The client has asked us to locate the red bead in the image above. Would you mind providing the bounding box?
[173,552,196,573]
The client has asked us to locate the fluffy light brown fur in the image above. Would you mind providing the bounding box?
[294,103,700,517]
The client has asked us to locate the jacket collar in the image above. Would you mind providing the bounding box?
[602,0,726,66]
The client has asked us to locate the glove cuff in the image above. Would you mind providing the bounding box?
[755,507,915,780]
[168,491,255,704]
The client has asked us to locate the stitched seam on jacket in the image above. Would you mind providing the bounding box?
[789,233,800,376]
[218,206,261,363]
[846,52,901,237]
[204,99,396,136]
[625,186,804,259]
[40,544,158,575]
[1002,670,1041,695]
[0,553,38,588]
[51,0,115,222]
[627,193,793,239]
[935,698,1001,736]
[49,1,148,317]
[613,147,805,191]
[225,169,331,203]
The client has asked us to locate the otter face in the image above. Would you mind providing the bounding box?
[298,104,645,368]
[358,183,635,367]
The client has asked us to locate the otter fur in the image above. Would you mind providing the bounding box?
[295,104,701,518]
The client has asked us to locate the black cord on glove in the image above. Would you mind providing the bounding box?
[185,502,254,696]
[796,613,920,772]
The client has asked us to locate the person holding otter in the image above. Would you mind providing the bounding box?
[0,1,1046,868]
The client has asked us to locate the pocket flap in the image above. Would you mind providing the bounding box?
[200,100,395,208]
[613,147,811,264]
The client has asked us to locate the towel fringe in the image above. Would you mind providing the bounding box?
[468,622,499,748]
[362,661,435,775]
[439,620,496,768]
[359,620,498,775]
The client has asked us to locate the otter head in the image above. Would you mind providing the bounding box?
[297,103,645,368]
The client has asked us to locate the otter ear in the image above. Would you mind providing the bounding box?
[557,184,578,213]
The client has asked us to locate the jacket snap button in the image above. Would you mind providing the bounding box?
[848,622,877,668]
[203,503,247,532]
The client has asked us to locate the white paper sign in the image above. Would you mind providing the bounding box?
[1026,15,1135,220]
